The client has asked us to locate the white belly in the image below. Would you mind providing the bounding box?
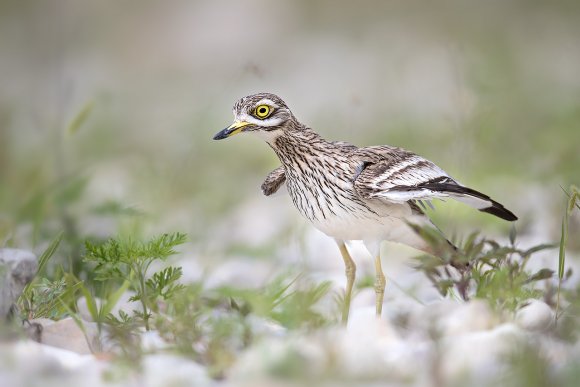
[284,169,430,249]
[308,200,430,249]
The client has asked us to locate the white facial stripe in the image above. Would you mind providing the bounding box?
[256,98,279,109]
[261,117,283,126]
[237,113,282,127]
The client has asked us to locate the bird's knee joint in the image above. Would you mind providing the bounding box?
[374,275,386,292]
[345,266,356,279]
[375,274,385,284]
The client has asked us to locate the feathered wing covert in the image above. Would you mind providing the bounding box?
[351,146,518,221]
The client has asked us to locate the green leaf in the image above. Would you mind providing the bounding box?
[37,232,63,277]
[567,191,578,214]
[558,218,567,280]
[21,232,63,298]
[26,277,82,319]
[66,101,94,135]
[81,232,187,331]
[521,244,557,257]
[146,266,185,300]
[79,283,100,321]
[525,269,554,283]
[101,278,132,317]
[509,225,517,246]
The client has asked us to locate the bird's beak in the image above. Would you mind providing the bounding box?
[213,121,251,140]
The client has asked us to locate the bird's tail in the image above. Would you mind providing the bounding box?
[417,180,518,222]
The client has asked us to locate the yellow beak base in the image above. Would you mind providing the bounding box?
[213,121,250,140]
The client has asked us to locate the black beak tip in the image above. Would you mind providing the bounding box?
[213,129,229,140]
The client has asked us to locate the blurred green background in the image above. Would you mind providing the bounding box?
[1,0,579,257]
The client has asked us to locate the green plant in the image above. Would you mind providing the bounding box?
[556,185,579,323]
[18,232,73,319]
[217,274,331,329]
[413,225,556,312]
[20,276,81,320]
[83,232,187,330]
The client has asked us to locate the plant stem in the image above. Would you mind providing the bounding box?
[134,262,150,331]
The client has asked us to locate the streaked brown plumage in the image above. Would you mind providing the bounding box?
[214,92,517,323]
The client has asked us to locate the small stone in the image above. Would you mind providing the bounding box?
[230,335,328,380]
[406,300,500,340]
[0,248,38,318]
[347,306,400,341]
[0,340,104,385]
[337,311,404,379]
[245,315,286,337]
[515,299,554,332]
[141,354,210,386]
[141,330,169,352]
[439,300,500,336]
[31,317,99,354]
[405,300,460,338]
[441,323,526,382]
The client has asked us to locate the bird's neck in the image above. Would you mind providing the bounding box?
[269,126,322,158]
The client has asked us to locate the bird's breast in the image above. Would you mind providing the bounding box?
[283,160,373,222]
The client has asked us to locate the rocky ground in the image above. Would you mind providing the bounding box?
[1,212,579,387]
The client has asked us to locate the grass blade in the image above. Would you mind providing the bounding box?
[67,101,94,135]
[79,282,100,322]
[37,232,64,277]
[22,232,63,297]
[558,218,567,280]
[101,279,132,317]
[556,185,578,324]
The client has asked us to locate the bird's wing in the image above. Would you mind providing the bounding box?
[261,165,286,196]
[352,146,517,221]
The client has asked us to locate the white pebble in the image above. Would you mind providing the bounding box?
[515,299,554,332]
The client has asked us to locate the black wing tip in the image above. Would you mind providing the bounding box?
[417,181,519,221]
[480,205,518,222]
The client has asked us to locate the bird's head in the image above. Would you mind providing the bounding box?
[213,93,297,143]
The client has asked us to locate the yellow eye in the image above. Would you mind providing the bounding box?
[254,104,272,119]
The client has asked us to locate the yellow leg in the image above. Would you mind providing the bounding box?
[374,253,386,317]
[336,240,356,324]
